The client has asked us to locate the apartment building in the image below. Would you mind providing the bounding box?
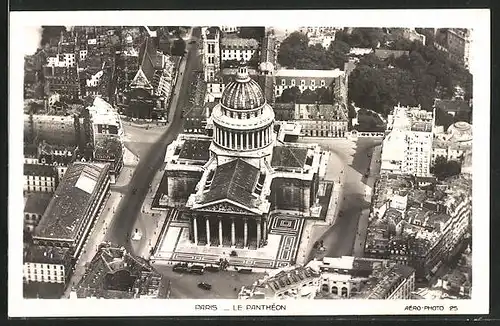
[381,105,435,177]
[24,164,58,193]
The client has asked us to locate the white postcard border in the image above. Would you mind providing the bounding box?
[9,9,490,317]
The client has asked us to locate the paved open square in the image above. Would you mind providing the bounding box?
[152,212,305,270]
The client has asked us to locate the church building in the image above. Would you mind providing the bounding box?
[160,66,324,250]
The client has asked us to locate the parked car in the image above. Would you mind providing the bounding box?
[172,263,190,273]
[172,265,189,273]
[205,265,220,272]
[190,265,205,275]
[238,268,253,274]
[198,282,212,290]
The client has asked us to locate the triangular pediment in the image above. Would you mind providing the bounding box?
[131,69,151,88]
[195,199,259,215]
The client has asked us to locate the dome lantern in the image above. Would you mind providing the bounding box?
[220,66,266,111]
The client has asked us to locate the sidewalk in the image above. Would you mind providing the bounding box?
[62,189,124,298]
[130,166,170,259]
[351,145,382,257]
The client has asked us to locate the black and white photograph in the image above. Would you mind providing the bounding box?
[8,9,490,317]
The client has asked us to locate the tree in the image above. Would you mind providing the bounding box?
[279,86,301,103]
[435,107,455,129]
[171,38,186,56]
[431,156,461,180]
[328,40,351,69]
[315,87,333,104]
[238,27,265,40]
[335,28,385,49]
[277,32,309,68]
[298,89,318,104]
[40,26,66,47]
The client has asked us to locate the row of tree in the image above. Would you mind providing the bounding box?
[277,86,333,104]
[277,32,350,70]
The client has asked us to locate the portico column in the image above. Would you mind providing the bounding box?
[218,217,223,247]
[224,130,228,147]
[193,216,198,245]
[246,133,250,150]
[229,131,233,148]
[206,216,211,246]
[258,130,262,147]
[243,218,248,248]
[256,219,261,248]
[263,219,268,241]
[231,218,236,247]
[240,133,243,149]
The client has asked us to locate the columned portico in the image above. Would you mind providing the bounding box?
[256,218,261,246]
[218,217,223,247]
[263,219,267,241]
[190,212,268,250]
[243,218,248,248]
[205,217,211,246]
[231,218,236,247]
[193,216,198,245]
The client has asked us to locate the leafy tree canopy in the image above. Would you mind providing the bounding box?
[348,40,472,116]
[431,156,462,180]
[238,27,265,40]
[278,86,333,104]
[171,38,186,56]
[277,32,350,70]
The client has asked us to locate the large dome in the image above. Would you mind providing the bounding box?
[447,121,472,143]
[220,67,265,110]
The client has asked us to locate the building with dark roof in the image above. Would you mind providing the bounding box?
[434,99,472,120]
[273,102,295,121]
[239,266,320,299]
[361,264,415,299]
[23,245,74,286]
[274,69,347,105]
[294,103,349,138]
[43,66,81,100]
[183,106,209,134]
[124,37,177,119]
[73,244,168,299]
[24,192,53,233]
[24,163,58,193]
[305,256,396,298]
[220,37,259,63]
[32,162,110,266]
[434,28,471,69]
[159,66,324,255]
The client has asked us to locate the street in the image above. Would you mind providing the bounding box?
[105,27,201,254]
[153,265,264,299]
[301,137,383,261]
